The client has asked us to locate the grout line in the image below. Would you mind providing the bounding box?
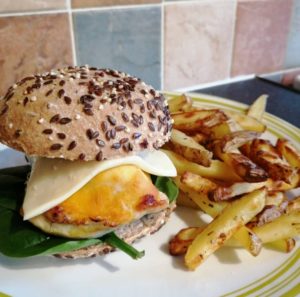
[160,2,164,90]
[173,74,255,92]
[67,0,77,66]
[0,3,161,18]
[229,0,238,77]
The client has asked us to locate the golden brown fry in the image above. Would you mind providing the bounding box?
[173,176,226,217]
[286,196,300,214]
[209,122,232,139]
[242,139,296,183]
[180,171,217,194]
[218,131,261,153]
[265,174,300,191]
[225,110,266,132]
[172,109,228,133]
[167,94,194,113]
[163,149,241,182]
[247,94,268,120]
[276,138,300,169]
[212,181,267,201]
[170,129,212,167]
[213,143,268,182]
[265,191,285,207]
[185,189,266,270]
[252,211,300,243]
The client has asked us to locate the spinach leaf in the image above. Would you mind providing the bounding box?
[152,176,179,203]
[102,232,145,260]
[0,165,31,178]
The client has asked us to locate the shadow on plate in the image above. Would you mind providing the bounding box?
[0,253,120,273]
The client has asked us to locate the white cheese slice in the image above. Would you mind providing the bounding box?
[23,150,176,220]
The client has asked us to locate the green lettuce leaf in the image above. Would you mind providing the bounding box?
[152,176,179,203]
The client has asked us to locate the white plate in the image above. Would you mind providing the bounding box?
[0,93,299,297]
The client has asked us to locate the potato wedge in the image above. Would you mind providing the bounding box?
[163,149,241,182]
[172,109,228,132]
[276,138,300,169]
[286,196,300,214]
[170,129,212,167]
[185,189,266,270]
[213,143,268,182]
[173,176,226,217]
[242,139,296,183]
[266,238,296,253]
[168,94,194,113]
[212,181,267,201]
[265,191,285,207]
[218,131,261,153]
[226,110,266,132]
[252,211,300,243]
[180,171,217,194]
[247,94,268,120]
[169,227,261,256]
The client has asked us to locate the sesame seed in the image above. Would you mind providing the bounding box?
[46,90,53,97]
[8,123,13,129]
[50,114,60,123]
[75,114,81,120]
[37,118,45,124]
[79,153,85,160]
[12,84,17,89]
[48,136,54,140]
[68,141,77,150]
[50,143,63,150]
[58,89,65,98]
[96,151,103,161]
[69,77,74,82]
[75,73,80,79]
[98,104,104,110]
[86,129,99,140]
[96,139,105,147]
[57,133,66,139]
[30,96,37,102]
[107,115,116,126]
[59,117,72,125]
[125,127,131,133]
[43,129,53,134]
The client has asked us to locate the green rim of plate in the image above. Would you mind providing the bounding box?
[165,92,300,297]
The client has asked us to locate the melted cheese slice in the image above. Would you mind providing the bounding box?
[23,150,176,220]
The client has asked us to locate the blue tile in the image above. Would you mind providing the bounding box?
[73,7,162,89]
[285,0,300,68]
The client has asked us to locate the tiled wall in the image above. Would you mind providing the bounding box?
[0,0,299,95]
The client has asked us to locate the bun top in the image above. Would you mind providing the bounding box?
[0,66,172,161]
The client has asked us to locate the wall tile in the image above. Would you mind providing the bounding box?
[72,0,160,9]
[0,0,66,13]
[73,8,161,89]
[232,0,293,77]
[0,14,73,95]
[285,0,300,68]
[164,1,236,90]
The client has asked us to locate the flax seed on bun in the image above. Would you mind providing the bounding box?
[0,66,172,161]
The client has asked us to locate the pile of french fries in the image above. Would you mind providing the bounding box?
[164,94,300,271]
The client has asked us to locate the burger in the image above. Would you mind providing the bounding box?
[0,66,177,259]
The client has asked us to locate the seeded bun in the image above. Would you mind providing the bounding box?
[0,66,172,161]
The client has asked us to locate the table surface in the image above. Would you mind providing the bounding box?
[194,77,300,129]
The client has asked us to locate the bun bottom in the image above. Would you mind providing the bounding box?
[54,204,175,259]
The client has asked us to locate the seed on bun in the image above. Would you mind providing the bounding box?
[0,66,172,161]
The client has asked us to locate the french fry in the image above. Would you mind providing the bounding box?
[242,139,296,183]
[172,109,228,132]
[163,149,241,182]
[276,138,300,169]
[217,131,261,153]
[209,122,232,139]
[170,129,212,167]
[173,176,226,217]
[168,94,194,113]
[180,171,217,194]
[266,238,296,253]
[212,181,267,201]
[213,143,268,182]
[225,110,266,132]
[286,196,300,213]
[252,211,300,243]
[185,189,266,270]
[247,94,268,120]
[265,191,285,207]
[177,177,263,256]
